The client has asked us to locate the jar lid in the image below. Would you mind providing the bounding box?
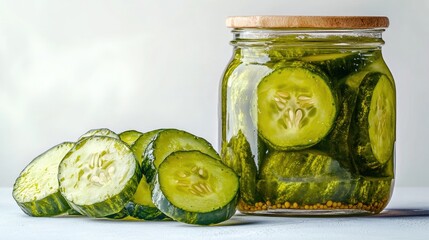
[226,16,389,29]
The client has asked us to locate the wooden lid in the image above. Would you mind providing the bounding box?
[226,16,389,29]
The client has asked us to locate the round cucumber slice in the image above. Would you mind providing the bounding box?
[152,151,239,225]
[352,72,396,171]
[368,76,396,162]
[58,136,141,217]
[13,142,74,217]
[256,62,337,150]
[119,130,143,146]
[78,128,119,140]
[125,174,169,220]
[131,129,163,165]
[142,129,220,183]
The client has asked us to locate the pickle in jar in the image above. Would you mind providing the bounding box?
[255,61,338,150]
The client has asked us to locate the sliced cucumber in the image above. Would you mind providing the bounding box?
[142,129,220,182]
[58,136,141,217]
[221,130,259,204]
[301,51,376,80]
[345,57,394,90]
[152,151,239,225]
[256,62,337,150]
[316,84,359,170]
[349,177,392,207]
[125,174,168,220]
[119,130,143,146]
[13,142,74,217]
[104,208,129,219]
[351,72,396,172]
[78,128,119,140]
[258,150,353,204]
[131,129,163,165]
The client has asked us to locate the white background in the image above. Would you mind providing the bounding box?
[1,0,428,187]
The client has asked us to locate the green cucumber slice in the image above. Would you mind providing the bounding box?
[256,62,337,150]
[258,150,353,204]
[221,130,259,204]
[142,129,220,182]
[78,128,119,140]
[104,208,129,219]
[119,129,168,220]
[119,130,143,146]
[301,51,377,80]
[351,72,396,172]
[316,83,359,171]
[131,129,163,165]
[152,151,239,225]
[349,177,392,207]
[125,174,168,220]
[12,142,74,217]
[58,136,141,217]
[345,57,394,90]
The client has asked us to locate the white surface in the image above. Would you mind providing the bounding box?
[1,187,429,240]
[1,0,429,188]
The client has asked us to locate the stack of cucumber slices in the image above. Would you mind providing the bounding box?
[12,128,239,225]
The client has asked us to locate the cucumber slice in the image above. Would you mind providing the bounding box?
[131,129,163,165]
[301,51,375,80]
[349,177,392,207]
[256,62,337,150]
[120,129,168,220]
[125,174,168,220]
[12,142,74,217]
[351,72,396,172]
[58,136,141,217]
[119,130,143,146]
[104,208,129,219]
[316,84,359,170]
[66,208,82,216]
[152,151,239,225]
[221,130,259,204]
[345,57,394,90]
[78,128,119,140]
[142,129,220,182]
[258,150,353,204]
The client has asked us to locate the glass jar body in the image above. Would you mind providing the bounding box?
[220,29,395,216]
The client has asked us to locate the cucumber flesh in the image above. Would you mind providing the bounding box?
[152,151,239,225]
[368,75,396,163]
[58,136,141,217]
[13,142,74,216]
[78,128,119,140]
[142,129,220,182]
[125,174,168,220]
[352,73,395,171]
[119,130,143,146]
[256,62,337,150]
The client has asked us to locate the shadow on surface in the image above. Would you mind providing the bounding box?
[370,208,429,218]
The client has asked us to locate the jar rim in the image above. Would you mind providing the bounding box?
[226,16,389,29]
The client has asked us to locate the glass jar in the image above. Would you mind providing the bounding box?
[220,16,395,216]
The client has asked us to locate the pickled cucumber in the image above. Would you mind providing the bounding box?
[351,72,396,173]
[256,62,337,150]
[301,51,377,80]
[316,83,359,169]
[258,150,353,204]
[221,130,259,204]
